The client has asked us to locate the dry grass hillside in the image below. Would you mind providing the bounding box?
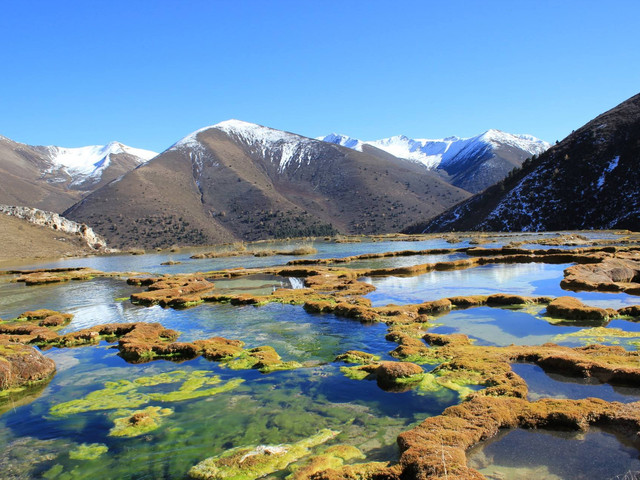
[0,215,95,263]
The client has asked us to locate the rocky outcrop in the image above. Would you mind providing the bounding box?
[0,204,108,251]
[545,296,616,321]
[0,340,56,392]
[561,256,640,294]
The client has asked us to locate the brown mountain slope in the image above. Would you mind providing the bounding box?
[65,121,470,249]
[0,137,83,211]
[408,92,640,233]
[0,136,156,212]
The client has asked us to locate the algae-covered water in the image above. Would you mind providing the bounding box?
[0,303,459,479]
[2,236,640,479]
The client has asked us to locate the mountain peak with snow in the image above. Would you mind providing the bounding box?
[320,129,550,192]
[42,141,157,189]
[316,133,364,152]
[321,130,549,170]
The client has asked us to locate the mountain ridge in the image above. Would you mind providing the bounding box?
[409,92,640,233]
[319,130,550,193]
[64,121,471,249]
[0,135,157,212]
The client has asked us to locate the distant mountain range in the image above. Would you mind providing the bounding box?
[319,130,549,193]
[20,108,637,251]
[0,135,156,211]
[409,93,640,233]
[63,120,471,248]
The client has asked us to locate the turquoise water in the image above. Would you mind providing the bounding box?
[0,296,456,479]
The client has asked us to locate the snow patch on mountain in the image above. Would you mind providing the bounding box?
[317,133,364,152]
[596,155,620,188]
[174,120,331,173]
[44,142,157,187]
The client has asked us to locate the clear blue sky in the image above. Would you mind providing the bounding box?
[1,0,639,152]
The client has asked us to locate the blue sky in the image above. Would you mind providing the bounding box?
[1,0,638,152]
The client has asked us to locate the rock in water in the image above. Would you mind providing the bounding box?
[0,340,56,393]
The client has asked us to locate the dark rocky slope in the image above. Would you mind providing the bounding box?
[408,93,640,232]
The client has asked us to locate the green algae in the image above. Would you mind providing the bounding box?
[133,370,189,387]
[68,443,108,460]
[259,361,304,373]
[50,380,147,416]
[109,406,174,437]
[50,370,243,417]
[149,376,244,402]
[393,372,427,386]
[188,428,340,480]
[340,366,372,381]
[285,444,366,480]
[553,327,640,344]
[335,351,380,364]
[410,372,475,399]
[223,346,302,373]
[224,352,262,370]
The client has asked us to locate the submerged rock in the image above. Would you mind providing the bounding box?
[0,436,69,479]
[188,428,339,480]
[68,443,108,460]
[109,406,174,437]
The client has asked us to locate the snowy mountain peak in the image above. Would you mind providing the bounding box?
[320,130,550,171]
[316,133,363,152]
[477,129,550,155]
[175,120,324,173]
[43,142,157,188]
[174,119,305,151]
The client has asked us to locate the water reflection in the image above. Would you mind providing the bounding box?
[467,427,640,480]
[512,363,640,403]
[363,263,640,308]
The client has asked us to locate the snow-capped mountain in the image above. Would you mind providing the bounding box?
[173,119,328,173]
[0,134,157,212]
[319,130,550,193]
[39,142,157,189]
[410,92,640,233]
[65,119,470,248]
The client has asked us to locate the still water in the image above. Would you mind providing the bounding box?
[1,237,639,479]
